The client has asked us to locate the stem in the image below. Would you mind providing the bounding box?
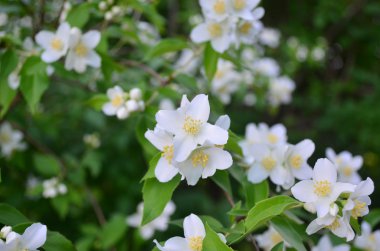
[85,187,107,226]
[121,60,169,86]
[223,190,235,207]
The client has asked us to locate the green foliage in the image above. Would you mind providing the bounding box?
[145,38,188,60]
[0,49,18,117]
[33,154,61,177]
[66,3,91,28]
[203,223,234,251]
[100,215,128,249]
[271,216,307,251]
[204,43,219,81]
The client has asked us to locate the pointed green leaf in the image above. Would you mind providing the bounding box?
[203,223,234,251]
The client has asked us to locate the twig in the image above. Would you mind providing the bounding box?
[223,190,235,207]
[85,187,107,226]
[121,60,169,86]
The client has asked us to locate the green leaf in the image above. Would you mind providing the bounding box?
[211,170,232,197]
[244,180,269,208]
[19,56,49,113]
[100,214,128,249]
[44,231,77,251]
[85,94,108,111]
[204,43,219,81]
[0,203,30,226]
[365,208,380,228]
[81,151,102,177]
[66,3,91,28]
[203,223,233,251]
[142,176,181,225]
[141,152,161,181]
[33,153,61,177]
[271,242,284,251]
[135,115,158,160]
[51,195,70,219]
[350,217,362,236]
[0,49,18,117]
[225,130,243,156]
[271,216,307,251]
[145,38,188,60]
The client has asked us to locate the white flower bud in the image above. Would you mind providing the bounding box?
[0,226,12,239]
[98,1,107,11]
[129,88,142,100]
[58,184,67,195]
[303,202,316,214]
[104,11,113,21]
[116,106,130,119]
[111,6,121,16]
[126,100,139,112]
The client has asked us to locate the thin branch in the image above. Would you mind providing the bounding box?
[121,60,169,86]
[223,190,235,208]
[85,187,107,226]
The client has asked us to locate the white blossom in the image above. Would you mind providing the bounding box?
[0,223,47,251]
[102,86,128,119]
[252,58,280,77]
[211,60,241,104]
[343,177,374,219]
[0,122,26,157]
[255,226,286,251]
[259,27,280,48]
[354,221,380,251]
[311,235,350,251]
[42,178,67,198]
[267,76,295,106]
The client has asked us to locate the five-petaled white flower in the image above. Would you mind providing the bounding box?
[311,235,350,251]
[199,0,230,22]
[267,76,295,107]
[154,213,226,251]
[354,221,380,251]
[326,148,363,184]
[102,86,128,119]
[35,22,71,63]
[0,223,47,251]
[291,158,355,218]
[0,122,26,157]
[127,201,175,240]
[343,177,374,219]
[156,94,228,162]
[258,27,280,48]
[65,27,101,73]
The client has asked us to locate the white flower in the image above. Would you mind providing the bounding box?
[311,47,325,61]
[211,60,241,104]
[7,71,20,90]
[199,0,230,22]
[129,88,142,100]
[259,27,280,48]
[267,76,295,106]
[259,123,287,147]
[191,19,233,53]
[343,177,374,219]
[311,235,350,251]
[235,20,263,45]
[35,22,71,63]
[291,158,355,218]
[306,213,354,241]
[175,49,200,74]
[0,122,26,157]
[252,58,280,77]
[243,93,257,106]
[83,133,101,148]
[296,46,308,62]
[155,94,228,162]
[283,139,315,188]
[42,178,67,198]
[65,28,101,73]
[127,201,175,240]
[102,86,128,119]
[0,223,47,251]
[354,221,380,251]
[247,144,287,186]
[154,213,226,251]
[326,148,363,184]
[230,0,264,21]
[0,226,12,239]
[255,226,285,251]
[176,145,232,186]
[145,127,179,182]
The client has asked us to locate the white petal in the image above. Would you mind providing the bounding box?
[140,226,154,239]
[64,50,75,70]
[82,31,101,49]
[35,31,54,48]
[41,50,63,63]
[269,166,287,186]
[306,220,324,235]
[173,135,197,162]
[197,123,228,145]
[86,50,101,68]
[211,34,231,53]
[296,139,315,158]
[215,115,230,130]
[190,23,211,43]
[156,110,183,134]
[184,214,205,239]
[204,147,232,171]
[247,163,269,183]
[155,157,179,183]
[252,7,265,20]
[144,130,168,151]
[325,148,336,161]
[21,223,47,249]
[352,177,374,197]
[178,161,203,186]
[102,103,117,115]
[187,94,210,122]
[290,180,317,203]
[313,158,337,183]
[126,213,142,227]
[292,163,313,180]
[331,182,355,201]
[154,237,190,251]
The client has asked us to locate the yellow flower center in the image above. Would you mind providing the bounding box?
[74,42,88,57]
[213,0,226,14]
[183,116,202,135]
[327,219,340,230]
[262,156,276,171]
[162,145,174,164]
[267,133,278,144]
[270,232,283,245]
[50,38,63,51]
[188,236,203,251]
[351,200,366,219]
[239,22,252,34]
[342,166,353,177]
[111,95,124,107]
[191,150,209,168]
[290,155,303,169]
[215,70,224,80]
[208,23,223,37]
[233,0,246,10]
[313,180,332,197]
[0,132,11,144]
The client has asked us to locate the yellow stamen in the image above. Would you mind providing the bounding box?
[191,150,209,168]
[351,200,366,219]
[267,133,278,144]
[213,0,226,14]
[290,155,303,169]
[313,180,332,197]
[183,116,202,135]
[270,232,283,245]
[162,145,174,164]
[74,42,88,57]
[262,157,276,171]
[239,22,252,34]
[0,133,11,144]
[188,236,203,251]
[50,38,63,51]
[342,166,353,177]
[111,95,124,107]
[208,23,223,37]
[327,219,340,230]
[233,0,246,10]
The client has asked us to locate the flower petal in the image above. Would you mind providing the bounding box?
[21,223,47,249]
[155,157,179,183]
[35,31,54,48]
[197,123,228,146]
[173,135,197,162]
[186,94,210,122]
[82,30,101,49]
[184,214,205,239]
[291,180,317,203]
[313,158,337,183]
[190,23,211,43]
[247,163,269,183]
[154,237,190,251]
[156,110,183,135]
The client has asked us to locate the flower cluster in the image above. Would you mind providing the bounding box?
[154,213,226,251]
[287,36,327,63]
[127,201,175,240]
[191,0,265,53]
[291,158,374,241]
[0,122,26,158]
[35,22,101,73]
[0,223,47,250]
[102,86,145,120]
[240,122,314,189]
[145,94,233,186]
[42,177,68,198]
[98,0,123,21]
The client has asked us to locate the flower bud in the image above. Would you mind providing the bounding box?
[98,1,107,11]
[0,226,12,239]
[126,100,139,112]
[116,106,129,119]
[111,6,121,16]
[105,11,113,21]
[129,88,142,100]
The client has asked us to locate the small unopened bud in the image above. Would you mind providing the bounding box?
[98,1,107,11]
[0,226,12,239]
[129,88,142,100]
[126,100,139,112]
[116,106,129,119]
[104,11,113,21]
[111,6,122,16]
